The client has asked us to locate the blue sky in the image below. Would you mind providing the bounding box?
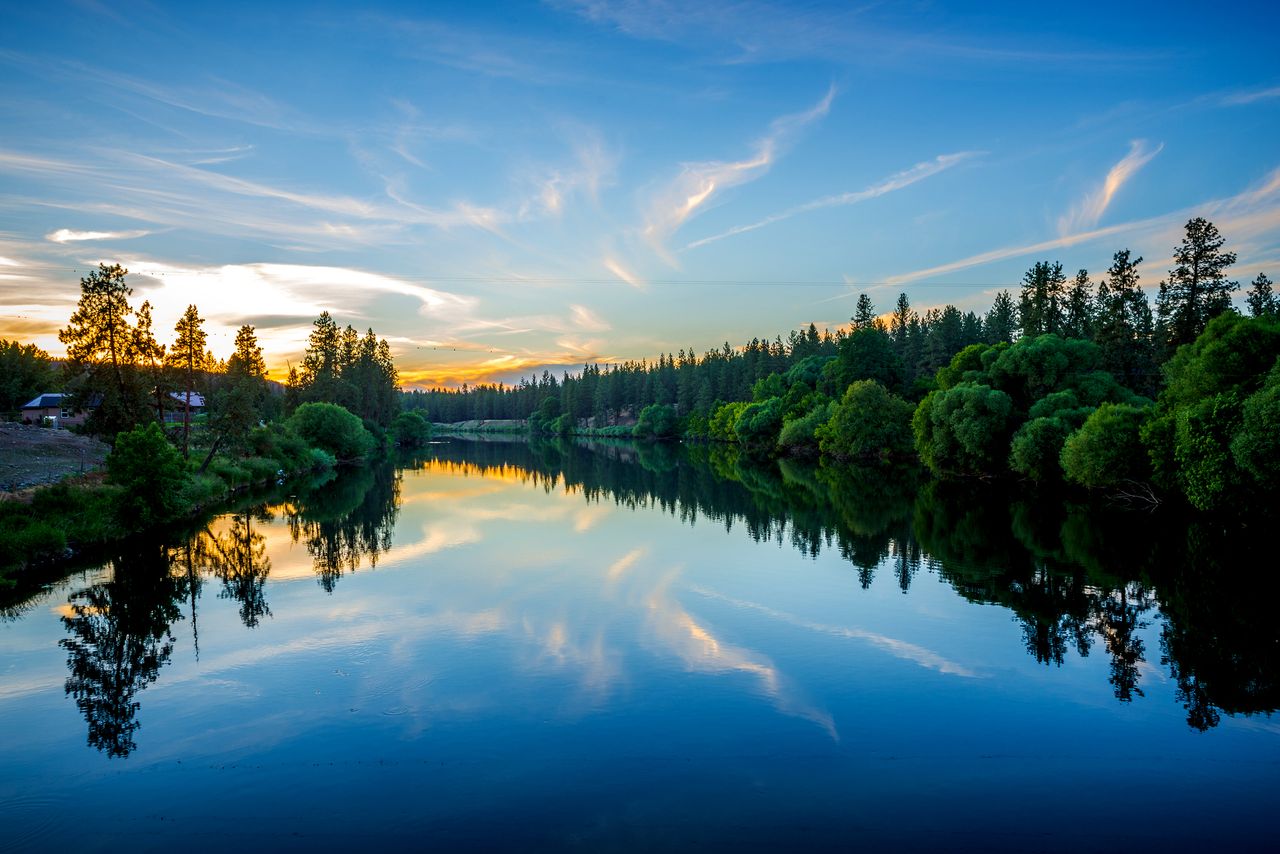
[1,0,1278,386]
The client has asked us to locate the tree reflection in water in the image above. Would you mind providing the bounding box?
[285,465,401,593]
[59,543,187,757]
[38,439,1280,758]
[206,508,273,628]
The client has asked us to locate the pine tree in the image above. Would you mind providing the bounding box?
[1018,261,1066,336]
[1063,269,1094,339]
[1245,272,1276,318]
[166,305,207,455]
[130,300,167,424]
[853,294,877,330]
[1095,250,1154,393]
[985,290,1017,344]
[1155,217,1237,352]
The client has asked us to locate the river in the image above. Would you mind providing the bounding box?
[1,437,1277,850]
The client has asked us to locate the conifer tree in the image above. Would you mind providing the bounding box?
[1155,217,1237,352]
[59,263,145,436]
[985,290,1017,344]
[1095,250,1154,393]
[166,305,207,455]
[1063,269,1094,339]
[1246,272,1276,319]
[130,300,167,424]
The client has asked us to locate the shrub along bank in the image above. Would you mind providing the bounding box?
[0,404,390,581]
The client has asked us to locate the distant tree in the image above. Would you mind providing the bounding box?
[0,339,55,417]
[1094,249,1155,394]
[1018,261,1067,337]
[208,325,269,458]
[912,383,1016,476]
[59,263,145,436]
[890,293,913,353]
[1246,272,1276,319]
[852,294,878,330]
[985,290,1017,344]
[1156,218,1238,352]
[1063,269,1094,339]
[297,312,342,403]
[129,301,167,424]
[165,305,207,456]
[633,403,680,440]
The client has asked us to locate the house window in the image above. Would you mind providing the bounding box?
[60,408,72,418]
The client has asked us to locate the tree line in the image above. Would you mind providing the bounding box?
[408,217,1278,512]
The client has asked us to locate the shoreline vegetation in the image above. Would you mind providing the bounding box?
[414,219,1278,516]
[2,217,1278,580]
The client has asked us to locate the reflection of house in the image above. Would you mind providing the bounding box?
[21,393,91,428]
[164,391,207,423]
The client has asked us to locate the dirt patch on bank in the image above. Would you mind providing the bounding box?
[0,423,110,495]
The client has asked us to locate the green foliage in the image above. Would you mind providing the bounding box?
[986,334,1101,409]
[776,401,835,455]
[1,339,56,417]
[817,380,914,463]
[1009,417,1074,481]
[527,396,560,435]
[107,423,189,526]
[1060,403,1152,489]
[732,397,784,446]
[708,401,749,442]
[1143,314,1280,508]
[912,383,1015,476]
[1231,368,1280,490]
[936,343,991,390]
[824,327,905,393]
[392,410,433,447]
[286,402,375,460]
[633,403,680,440]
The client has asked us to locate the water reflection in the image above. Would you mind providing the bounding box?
[13,436,1276,758]
[59,543,187,757]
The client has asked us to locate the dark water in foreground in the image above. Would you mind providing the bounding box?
[1,437,1277,851]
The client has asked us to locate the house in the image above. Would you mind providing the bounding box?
[21,393,91,428]
[163,391,207,423]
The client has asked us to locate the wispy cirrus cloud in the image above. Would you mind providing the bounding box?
[686,151,979,250]
[642,85,835,259]
[1220,86,1280,106]
[1057,140,1162,236]
[886,164,1280,286]
[46,227,152,243]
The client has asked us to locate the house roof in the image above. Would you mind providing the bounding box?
[22,393,66,409]
[168,391,206,407]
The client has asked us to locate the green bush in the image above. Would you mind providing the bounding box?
[633,403,680,440]
[912,383,1015,476]
[1009,417,1073,481]
[392,411,433,447]
[732,398,784,446]
[708,401,748,442]
[286,402,375,460]
[1060,403,1152,489]
[107,422,190,526]
[777,401,835,455]
[817,380,914,463]
[1232,370,1280,489]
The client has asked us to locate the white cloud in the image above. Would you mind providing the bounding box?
[1057,140,1162,236]
[687,151,978,250]
[642,86,835,259]
[46,228,151,243]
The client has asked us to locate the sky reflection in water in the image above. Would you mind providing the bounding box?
[0,438,1277,851]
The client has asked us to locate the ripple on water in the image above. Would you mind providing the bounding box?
[0,792,64,852]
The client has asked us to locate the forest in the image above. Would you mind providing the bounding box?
[405,218,1279,512]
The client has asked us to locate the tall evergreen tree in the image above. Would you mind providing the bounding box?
[852,294,878,331]
[59,263,144,436]
[985,290,1017,344]
[1018,261,1067,336]
[1155,217,1237,352]
[1063,269,1094,339]
[166,305,207,456]
[1245,272,1276,319]
[1095,250,1155,394]
[130,300,167,425]
[890,293,913,354]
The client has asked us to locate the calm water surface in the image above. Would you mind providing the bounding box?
[1,437,1277,851]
